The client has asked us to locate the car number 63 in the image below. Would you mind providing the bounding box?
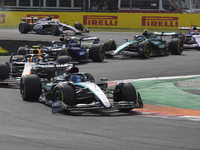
[33,24,43,30]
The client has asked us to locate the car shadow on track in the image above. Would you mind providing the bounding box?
[58,109,143,117]
[0,84,19,89]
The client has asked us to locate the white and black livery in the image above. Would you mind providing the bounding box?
[20,65,143,113]
[0,51,71,85]
[19,16,89,36]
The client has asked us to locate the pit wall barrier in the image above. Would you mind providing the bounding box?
[0,11,200,29]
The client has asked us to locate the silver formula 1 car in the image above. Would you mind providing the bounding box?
[19,16,89,36]
[20,65,143,113]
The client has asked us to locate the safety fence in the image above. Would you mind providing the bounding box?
[1,0,200,13]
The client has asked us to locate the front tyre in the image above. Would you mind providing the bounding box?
[89,44,105,62]
[113,82,137,111]
[53,83,77,106]
[0,62,10,80]
[169,38,184,55]
[51,24,60,36]
[20,74,41,101]
[137,41,151,59]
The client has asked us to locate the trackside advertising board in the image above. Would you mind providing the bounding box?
[0,11,200,29]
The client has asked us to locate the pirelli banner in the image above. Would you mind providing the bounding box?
[0,11,200,29]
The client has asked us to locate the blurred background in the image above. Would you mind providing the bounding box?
[0,0,199,13]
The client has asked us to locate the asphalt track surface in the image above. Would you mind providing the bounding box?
[0,30,200,150]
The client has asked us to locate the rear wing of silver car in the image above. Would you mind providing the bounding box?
[21,17,40,23]
[179,27,200,30]
[154,32,177,36]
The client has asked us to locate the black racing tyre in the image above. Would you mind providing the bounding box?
[103,39,116,51]
[89,44,105,62]
[178,35,185,43]
[9,54,24,63]
[20,74,41,101]
[172,34,185,44]
[53,83,77,106]
[11,55,25,63]
[84,73,95,82]
[169,38,184,55]
[19,22,31,34]
[51,24,60,36]
[60,48,68,55]
[57,56,71,64]
[137,41,151,59]
[74,22,83,31]
[113,82,137,112]
[17,47,26,55]
[0,62,10,80]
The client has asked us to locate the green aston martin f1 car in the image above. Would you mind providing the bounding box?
[104,31,184,59]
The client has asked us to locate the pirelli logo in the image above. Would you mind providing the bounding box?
[142,16,178,27]
[0,14,5,24]
[83,15,118,26]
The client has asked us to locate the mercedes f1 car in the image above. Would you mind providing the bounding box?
[104,31,184,59]
[20,65,143,113]
[19,16,89,36]
[176,26,200,49]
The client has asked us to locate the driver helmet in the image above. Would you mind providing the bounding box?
[71,75,82,83]
[143,31,148,37]
[46,16,52,21]
[56,42,63,47]
[32,56,40,62]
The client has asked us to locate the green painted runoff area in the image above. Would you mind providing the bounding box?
[131,76,200,110]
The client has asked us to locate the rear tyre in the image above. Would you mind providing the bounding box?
[74,22,83,31]
[0,62,10,80]
[178,35,185,43]
[51,24,60,36]
[137,41,151,59]
[169,38,184,55]
[103,39,116,51]
[11,55,25,63]
[113,82,137,112]
[53,83,77,106]
[57,56,71,64]
[89,44,105,62]
[19,22,30,34]
[172,34,185,43]
[84,73,95,82]
[17,47,26,55]
[20,74,41,101]
[60,48,68,55]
